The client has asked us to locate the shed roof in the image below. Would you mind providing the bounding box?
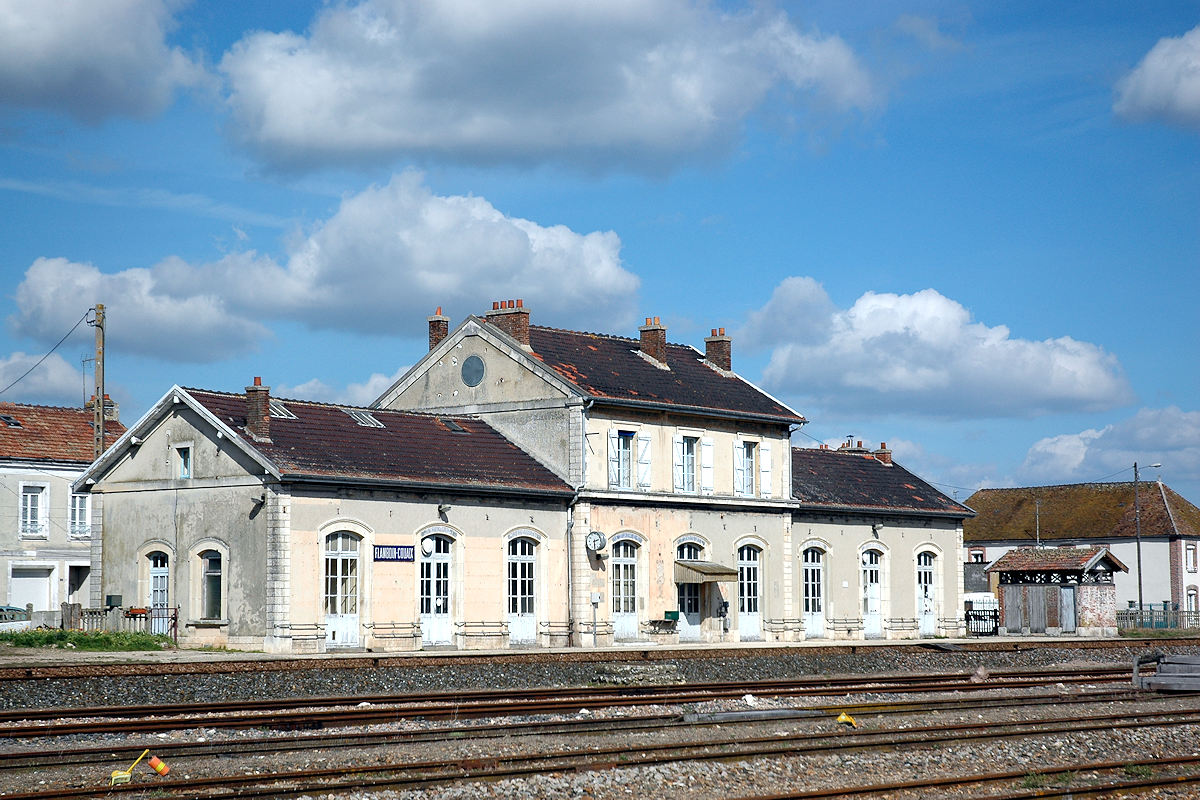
[525,325,804,424]
[0,401,124,465]
[186,389,572,496]
[986,545,1128,574]
[964,482,1200,543]
[790,447,973,518]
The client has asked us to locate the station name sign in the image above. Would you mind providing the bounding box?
[373,545,415,562]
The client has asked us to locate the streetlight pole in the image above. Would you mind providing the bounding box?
[1133,460,1162,621]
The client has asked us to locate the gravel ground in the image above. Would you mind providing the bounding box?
[3,641,1200,799]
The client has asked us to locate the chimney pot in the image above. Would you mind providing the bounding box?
[435,306,442,315]
[857,440,863,449]
[638,316,668,364]
[704,326,732,371]
[485,299,532,349]
[246,378,270,441]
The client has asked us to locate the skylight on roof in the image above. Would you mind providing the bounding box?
[0,414,21,428]
[440,418,468,434]
[268,399,297,420]
[344,409,384,428]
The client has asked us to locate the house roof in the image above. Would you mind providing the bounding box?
[0,401,124,466]
[184,389,573,496]
[790,446,973,518]
[985,545,1128,574]
[525,325,805,425]
[963,482,1200,543]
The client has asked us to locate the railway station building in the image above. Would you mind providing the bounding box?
[76,301,973,652]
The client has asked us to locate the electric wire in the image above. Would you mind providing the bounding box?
[0,311,90,397]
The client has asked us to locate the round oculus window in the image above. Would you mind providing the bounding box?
[461,355,485,387]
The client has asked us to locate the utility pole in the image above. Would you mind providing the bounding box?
[90,304,105,460]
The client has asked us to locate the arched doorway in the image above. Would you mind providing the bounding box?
[612,540,639,641]
[507,537,537,645]
[420,534,453,645]
[917,551,937,636]
[737,544,762,641]
[324,532,360,647]
[148,551,170,635]
[862,549,883,638]
[802,547,825,638]
[676,542,702,642]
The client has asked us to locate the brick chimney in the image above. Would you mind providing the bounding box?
[639,317,667,364]
[874,442,892,466]
[246,377,270,441]
[704,327,731,371]
[428,306,449,350]
[85,394,119,422]
[485,299,531,349]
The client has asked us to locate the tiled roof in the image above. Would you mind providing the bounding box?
[0,402,124,465]
[525,326,804,424]
[187,389,572,495]
[986,545,1127,573]
[964,482,1200,543]
[790,447,973,517]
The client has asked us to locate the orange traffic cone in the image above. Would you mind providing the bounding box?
[148,755,169,776]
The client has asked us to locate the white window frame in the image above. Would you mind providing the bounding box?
[608,429,636,489]
[344,409,384,428]
[1187,543,1198,573]
[674,435,699,494]
[68,493,91,540]
[735,441,757,497]
[18,482,48,539]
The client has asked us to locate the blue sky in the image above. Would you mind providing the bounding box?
[1,1,1198,504]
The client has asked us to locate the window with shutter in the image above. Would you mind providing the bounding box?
[700,438,714,495]
[759,441,772,498]
[636,433,652,490]
[673,435,685,493]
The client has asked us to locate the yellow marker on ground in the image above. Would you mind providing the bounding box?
[836,711,858,728]
[110,749,149,786]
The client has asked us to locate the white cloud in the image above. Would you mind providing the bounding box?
[0,352,87,406]
[754,280,1134,418]
[1020,407,1200,490]
[0,0,206,122]
[12,257,272,363]
[276,367,410,407]
[894,15,964,53]
[11,173,639,360]
[1114,25,1200,130]
[219,0,877,171]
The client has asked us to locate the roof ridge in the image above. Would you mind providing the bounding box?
[0,401,89,412]
[183,387,482,420]
[530,323,698,350]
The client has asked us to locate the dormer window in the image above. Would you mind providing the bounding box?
[344,409,384,428]
[0,414,21,428]
[268,399,297,419]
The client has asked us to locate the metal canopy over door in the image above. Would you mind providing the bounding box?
[9,567,52,612]
[676,543,702,642]
[148,552,170,635]
[420,535,453,646]
[802,547,825,638]
[917,552,937,636]
[862,549,883,638]
[737,545,762,641]
[612,541,639,640]
[507,538,536,646]
[324,532,360,647]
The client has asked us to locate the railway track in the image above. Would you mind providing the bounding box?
[1,696,1199,799]
[0,664,1137,739]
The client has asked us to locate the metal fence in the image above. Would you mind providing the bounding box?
[1117,607,1200,631]
[964,600,1000,636]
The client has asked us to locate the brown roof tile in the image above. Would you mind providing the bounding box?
[791,447,973,517]
[187,389,572,496]
[986,545,1127,573]
[0,402,124,465]
[524,325,804,424]
[964,482,1200,543]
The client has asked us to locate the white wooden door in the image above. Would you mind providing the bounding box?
[612,541,639,640]
[737,545,762,641]
[149,552,170,635]
[507,538,536,645]
[420,535,452,645]
[917,552,936,636]
[862,549,882,638]
[802,547,825,638]
[324,533,360,647]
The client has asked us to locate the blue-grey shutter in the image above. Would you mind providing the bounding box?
[760,441,772,498]
[637,433,652,491]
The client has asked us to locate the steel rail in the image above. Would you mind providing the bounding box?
[2,696,1198,799]
[0,686,1164,771]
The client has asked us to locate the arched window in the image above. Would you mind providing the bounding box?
[507,537,537,646]
[737,544,762,640]
[148,551,170,635]
[862,548,883,638]
[917,551,937,636]
[612,540,639,640]
[676,543,701,617]
[324,532,361,647]
[802,547,825,637]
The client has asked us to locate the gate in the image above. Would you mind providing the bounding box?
[964,600,999,636]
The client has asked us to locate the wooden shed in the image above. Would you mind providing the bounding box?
[986,546,1127,637]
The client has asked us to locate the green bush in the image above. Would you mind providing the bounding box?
[0,629,174,651]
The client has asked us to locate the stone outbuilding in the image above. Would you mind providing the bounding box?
[986,546,1127,636]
